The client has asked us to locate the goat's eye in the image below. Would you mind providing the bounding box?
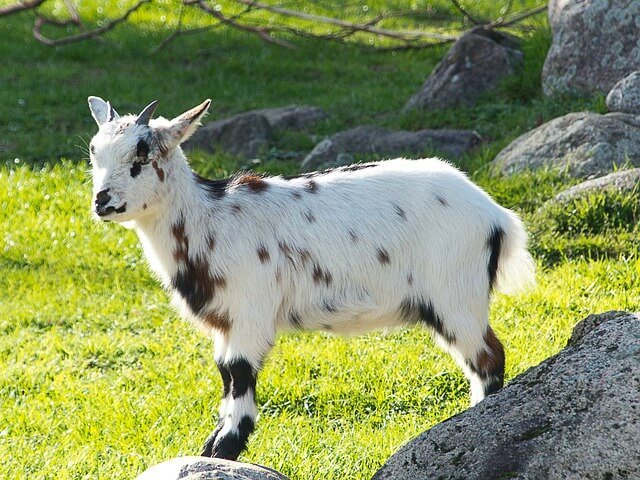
[136,139,150,163]
[130,162,142,178]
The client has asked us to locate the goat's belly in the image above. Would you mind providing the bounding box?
[322,310,406,335]
[279,303,406,336]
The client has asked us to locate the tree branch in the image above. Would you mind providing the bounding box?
[448,0,483,25]
[187,0,295,48]
[33,0,150,46]
[230,0,458,43]
[1,0,549,52]
[488,4,548,28]
[0,0,45,18]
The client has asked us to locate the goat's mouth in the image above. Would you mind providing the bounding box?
[96,203,127,218]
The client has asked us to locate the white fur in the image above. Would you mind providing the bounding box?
[88,98,535,457]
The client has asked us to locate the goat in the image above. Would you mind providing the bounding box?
[87,97,535,460]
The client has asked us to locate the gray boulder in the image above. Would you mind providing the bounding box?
[404,27,523,111]
[136,456,288,480]
[607,71,640,115]
[301,126,481,171]
[543,0,640,96]
[184,112,274,159]
[372,311,640,480]
[493,111,640,178]
[252,106,328,131]
[554,168,640,202]
[183,106,328,159]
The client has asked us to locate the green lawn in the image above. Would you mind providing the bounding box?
[1,2,639,479]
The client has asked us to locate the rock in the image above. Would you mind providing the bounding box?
[372,311,640,480]
[184,112,274,159]
[492,111,640,178]
[543,0,640,96]
[404,27,523,111]
[553,168,640,202]
[252,106,328,131]
[135,456,289,480]
[301,126,481,171]
[183,106,328,159]
[607,71,640,115]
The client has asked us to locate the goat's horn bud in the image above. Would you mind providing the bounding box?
[136,100,159,126]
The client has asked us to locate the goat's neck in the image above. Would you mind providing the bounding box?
[131,155,208,286]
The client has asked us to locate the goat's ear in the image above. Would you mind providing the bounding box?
[88,96,119,126]
[165,99,211,147]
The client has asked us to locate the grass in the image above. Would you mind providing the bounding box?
[1,1,639,479]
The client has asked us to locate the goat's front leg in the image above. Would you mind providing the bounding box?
[201,324,274,460]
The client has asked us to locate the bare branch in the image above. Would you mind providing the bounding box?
[0,0,45,18]
[1,0,548,52]
[188,0,296,48]
[448,0,483,25]
[488,4,548,28]
[33,0,150,46]
[230,0,458,43]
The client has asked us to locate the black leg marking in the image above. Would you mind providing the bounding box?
[487,226,504,292]
[216,362,232,399]
[211,415,255,460]
[400,298,456,344]
[227,358,257,399]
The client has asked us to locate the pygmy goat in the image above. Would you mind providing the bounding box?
[87,97,535,460]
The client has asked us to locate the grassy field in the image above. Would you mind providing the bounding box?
[1,1,639,479]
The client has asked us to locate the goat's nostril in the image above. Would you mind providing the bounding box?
[96,189,111,207]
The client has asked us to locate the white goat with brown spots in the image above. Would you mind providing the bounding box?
[87,97,535,460]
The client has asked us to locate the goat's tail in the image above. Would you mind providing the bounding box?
[492,208,536,295]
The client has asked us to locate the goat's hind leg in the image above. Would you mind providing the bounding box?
[438,321,505,407]
[422,300,505,407]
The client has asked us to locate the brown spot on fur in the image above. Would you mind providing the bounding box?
[202,311,230,333]
[234,173,269,193]
[305,180,318,193]
[257,246,270,264]
[143,203,147,210]
[305,211,316,223]
[275,268,282,284]
[278,241,292,257]
[475,327,505,378]
[172,253,225,316]
[394,204,406,220]
[299,249,311,265]
[152,160,165,182]
[323,300,337,313]
[207,233,216,251]
[437,195,448,207]
[211,274,226,289]
[312,264,332,286]
[172,216,189,262]
[407,273,414,286]
[231,204,242,215]
[377,248,390,265]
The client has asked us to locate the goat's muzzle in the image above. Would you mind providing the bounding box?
[95,188,126,217]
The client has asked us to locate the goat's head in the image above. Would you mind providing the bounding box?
[87,97,210,222]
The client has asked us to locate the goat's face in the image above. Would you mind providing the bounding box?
[87,97,210,223]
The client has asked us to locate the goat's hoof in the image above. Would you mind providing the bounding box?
[200,427,222,457]
[210,433,243,461]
